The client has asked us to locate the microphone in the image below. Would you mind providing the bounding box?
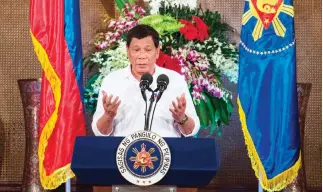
[156,74,169,102]
[148,74,169,131]
[139,73,153,101]
[140,73,153,131]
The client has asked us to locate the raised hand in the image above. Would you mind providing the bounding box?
[169,93,186,122]
[102,91,121,121]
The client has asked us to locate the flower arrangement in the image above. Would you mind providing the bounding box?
[83,0,239,136]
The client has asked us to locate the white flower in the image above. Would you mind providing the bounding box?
[210,50,238,84]
[215,47,222,54]
[90,40,130,91]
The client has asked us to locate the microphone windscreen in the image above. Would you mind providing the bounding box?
[157,74,169,85]
[141,73,153,85]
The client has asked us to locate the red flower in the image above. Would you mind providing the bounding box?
[192,16,209,41]
[156,51,168,67]
[179,19,199,41]
[157,51,182,74]
[179,17,209,42]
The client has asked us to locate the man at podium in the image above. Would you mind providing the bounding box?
[91,24,200,138]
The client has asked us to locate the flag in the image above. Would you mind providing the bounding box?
[29,0,86,189]
[237,0,301,191]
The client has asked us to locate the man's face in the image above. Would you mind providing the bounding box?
[127,36,160,76]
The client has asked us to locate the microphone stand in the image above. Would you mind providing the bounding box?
[144,87,155,131]
[144,98,148,131]
[144,84,167,131]
[148,90,163,132]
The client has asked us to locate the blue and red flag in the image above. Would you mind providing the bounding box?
[238,0,301,191]
[29,0,86,189]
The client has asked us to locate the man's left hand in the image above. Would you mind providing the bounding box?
[169,93,186,122]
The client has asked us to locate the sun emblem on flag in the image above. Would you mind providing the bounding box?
[129,143,159,173]
[242,0,294,41]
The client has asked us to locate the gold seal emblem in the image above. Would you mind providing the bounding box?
[130,143,158,173]
[116,130,171,186]
[242,0,294,41]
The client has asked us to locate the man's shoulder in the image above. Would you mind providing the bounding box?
[102,67,128,82]
[158,67,185,82]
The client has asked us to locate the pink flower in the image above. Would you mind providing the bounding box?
[96,41,108,50]
[124,3,130,9]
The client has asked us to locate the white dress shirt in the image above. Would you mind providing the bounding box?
[91,64,200,138]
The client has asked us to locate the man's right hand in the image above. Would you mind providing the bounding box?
[102,91,121,120]
[96,91,121,135]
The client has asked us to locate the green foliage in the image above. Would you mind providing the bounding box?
[157,2,228,42]
[114,0,136,11]
[139,14,184,35]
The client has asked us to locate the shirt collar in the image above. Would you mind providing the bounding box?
[124,64,162,81]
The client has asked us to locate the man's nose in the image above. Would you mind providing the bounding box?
[138,51,147,59]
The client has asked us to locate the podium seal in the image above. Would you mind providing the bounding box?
[116,130,171,186]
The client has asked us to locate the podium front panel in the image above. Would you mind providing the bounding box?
[71,136,219,187]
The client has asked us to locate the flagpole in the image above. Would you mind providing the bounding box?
[65,178,71,192]
[258,180,263,192]
[258,169,263,192]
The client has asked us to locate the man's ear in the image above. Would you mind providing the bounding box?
[126,45,130,57]
[156,45,160,59]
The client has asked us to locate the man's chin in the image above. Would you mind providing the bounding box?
[136,67,150,74]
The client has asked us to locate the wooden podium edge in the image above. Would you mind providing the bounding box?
[93,186,197,192]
